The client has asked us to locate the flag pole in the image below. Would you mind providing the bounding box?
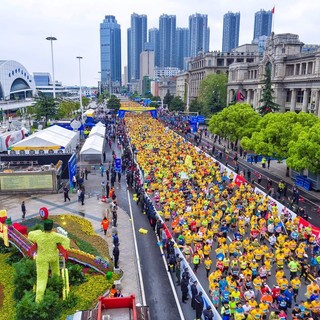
[271,6,275,33]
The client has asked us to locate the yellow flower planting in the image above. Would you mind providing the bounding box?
[0,254,16,320]
[59,215,95,236]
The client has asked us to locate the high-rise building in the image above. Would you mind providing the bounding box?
[127,13,147,82]
[253,9,272,42]
[148,28,160,67]
[222,12,240,52]
[100,15,121,92]
[176,28,189,70]
[189,13,210,57]
[159,14,176,68]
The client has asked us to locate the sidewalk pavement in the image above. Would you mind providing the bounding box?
[0,164,142,303]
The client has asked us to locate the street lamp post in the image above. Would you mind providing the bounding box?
[185,80,190,114]
[46,36,57,99]
[76,56,83,123]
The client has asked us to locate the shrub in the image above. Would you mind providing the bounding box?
[5,247,23,265]
[67,264,87,286]
[15,289,62,320]
[0,239,11,254]
[47,275,63,296]
[13,258,36,300]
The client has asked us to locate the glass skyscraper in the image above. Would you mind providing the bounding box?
[189,13,210,57]
[222,12,240,52]
[159,14,176,68]
[148,28,160,67]
[127,13,147,81]
[253,9,272,42]
[176,28,189,70]
[100,15,121,91]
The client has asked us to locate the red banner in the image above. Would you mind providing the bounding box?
[234,174,247,186]
[298,217,320,239]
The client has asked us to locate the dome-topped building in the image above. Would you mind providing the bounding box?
[0,60,35,101]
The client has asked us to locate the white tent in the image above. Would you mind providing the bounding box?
[89,125,105,138]
[80,135,105,163]
[95,121,105,127]
[9,125,78,154]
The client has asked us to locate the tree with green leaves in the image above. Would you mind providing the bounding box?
[198,73,228,117]
[189,98,203,113]
[258,64,280,116]
[208,103,261,144]
[107,96,121,111]
[82,96,90,108]
[287,121,320,173]
[163,90,174,107]
[169,96,185,112]
[241,112,319,159]
[34,93,58,127]
[57,100,79,119]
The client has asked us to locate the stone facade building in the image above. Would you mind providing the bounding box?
[227,33,320,117]
[176,46,262,101]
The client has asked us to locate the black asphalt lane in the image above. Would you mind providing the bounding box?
[107,148,184,319]
[114,183,184,320]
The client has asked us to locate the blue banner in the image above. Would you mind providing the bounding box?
[150,110,158,118]
[68,154,77,188]
[115,158,122,173]
[197,115,205,124]
[118,110,126,119]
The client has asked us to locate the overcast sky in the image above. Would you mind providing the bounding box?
[1,0,319,87]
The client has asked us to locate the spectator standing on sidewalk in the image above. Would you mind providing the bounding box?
[113,243,120,268]
[267,158,271,169]
[181,276,189,303]
[63,184,71,202]
[100,163,104,177]
[191,281,198,309]
[21,201,26,220]
[101,217,109,236]
[194,291,204,320]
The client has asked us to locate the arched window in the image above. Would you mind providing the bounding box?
[29,150,35,155]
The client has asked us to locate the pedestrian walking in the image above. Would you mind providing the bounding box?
[63,184,71,202]
[72,175,77,188]
[117,171,121,183]
[100,163,104,177]
[101,217,109,236]
[21,201,26,219]
[113,243,120,268]
[106,182,110,199]
[105,169,110,181]
[84,167,88,180]
[247,169,251,181]
[267,158,271,169]
[79,188,85,205]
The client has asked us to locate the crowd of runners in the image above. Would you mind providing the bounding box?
[123,113,320,320]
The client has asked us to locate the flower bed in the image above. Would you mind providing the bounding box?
[0,214,120,319]
[0,253,16,320]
